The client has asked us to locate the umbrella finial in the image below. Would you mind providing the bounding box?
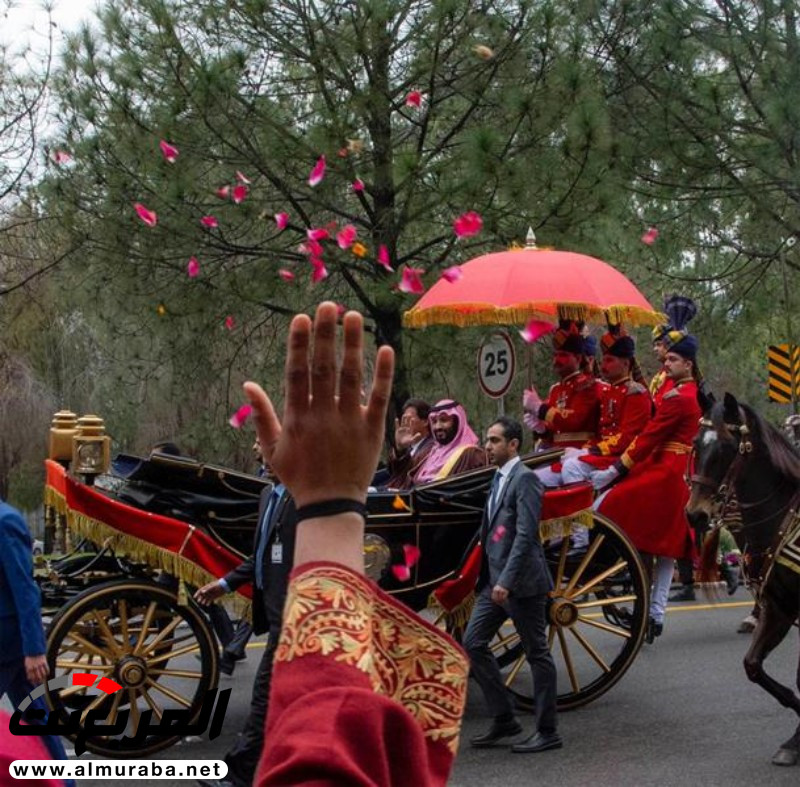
[525,227,537,249]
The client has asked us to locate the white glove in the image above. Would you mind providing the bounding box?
[523,411,538,431]
[591,466,620,490]
[561,447,583,461]
[523,386,543,413]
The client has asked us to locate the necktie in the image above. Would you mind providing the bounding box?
[255,484,284,589]
[488,471,502,519]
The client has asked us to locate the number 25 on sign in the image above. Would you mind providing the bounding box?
[478,332,516,398]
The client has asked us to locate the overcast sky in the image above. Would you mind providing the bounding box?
[2,0,97,50]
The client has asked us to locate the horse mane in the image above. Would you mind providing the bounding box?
[738,402,800,484]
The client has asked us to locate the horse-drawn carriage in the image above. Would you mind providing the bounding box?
[39,424,649,758]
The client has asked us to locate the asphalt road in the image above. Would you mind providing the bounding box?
[5,587,798,786]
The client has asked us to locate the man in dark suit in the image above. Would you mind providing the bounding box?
[195,476,297,787]
[0,498,72,771]
[463,417,561,753]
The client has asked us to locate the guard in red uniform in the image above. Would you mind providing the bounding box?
[561,326,651,484]
[591,327,701,642]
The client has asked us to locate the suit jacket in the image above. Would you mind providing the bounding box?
[385,436,434,489]
[224,486,297,635]
[0,501,47,663]
[478,462,552,598]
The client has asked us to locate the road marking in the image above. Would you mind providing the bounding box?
[666,600,754,613]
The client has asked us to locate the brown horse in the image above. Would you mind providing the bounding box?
[686,392,800,767]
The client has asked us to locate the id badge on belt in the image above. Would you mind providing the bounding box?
[271,539,283,563]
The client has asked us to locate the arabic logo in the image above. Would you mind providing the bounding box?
[10,674,231,756]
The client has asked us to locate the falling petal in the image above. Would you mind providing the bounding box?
[156,303,167,316]
[399,266,425,294]
[391,564,411,582]
[351,242,367,258]
[377,244,393,271]
[279,269,295,281]
[405,90,422,108]
[335,303,347,317]
[216,185,231,199]
[491,524,507,543]
[473,44,495,60]
[307,227,329,242]
[201,215,219,228]
[337,147,349,158]
[519,319,556,344]
[453,210,483,238]
[641,226,659,245]
[337,224,358,249]
[187,257,200,278]
[392,495,411,511]
[403,544,421,567]
[232,184,248,204]
[275,212,289,230]
[308,155,326,187]
[229,403,252,429]
[224,315,235,331]
[310,258,329,283]
[133,203,158,227]
[302,238,324,257]
[51,150,72,164]
[235,170,251,184]
[352,178,365,193]
[441,265,463,283]
[159,139,179,163]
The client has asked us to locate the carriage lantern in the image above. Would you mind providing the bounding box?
[71,414,111,480]
[48,410,79,464]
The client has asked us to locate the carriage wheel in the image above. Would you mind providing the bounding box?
[45,579,218,757]
[491,512,648,711]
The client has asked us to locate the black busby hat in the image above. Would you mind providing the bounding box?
[553,319,586,355]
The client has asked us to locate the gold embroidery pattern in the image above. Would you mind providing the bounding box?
[275,564,468,753]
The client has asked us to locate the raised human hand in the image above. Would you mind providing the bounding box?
[523,386,543,413]
[394,418,420,452]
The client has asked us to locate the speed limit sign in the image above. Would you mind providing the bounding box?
[477,332,515,398]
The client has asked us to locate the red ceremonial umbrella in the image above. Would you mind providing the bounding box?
[403,240,662,329]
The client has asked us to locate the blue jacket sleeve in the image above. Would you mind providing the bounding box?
[0,507,46,656]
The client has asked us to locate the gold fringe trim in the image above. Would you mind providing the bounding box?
[426,591,476,632]
[539,509,594,542]
[403,303,665,329]
[66,509,252,621]
[44,485,68,516]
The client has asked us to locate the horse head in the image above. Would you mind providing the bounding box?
[685,392,750,533]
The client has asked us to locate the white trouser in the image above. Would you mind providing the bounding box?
[534,464,563,487]
[650,557,675,624]
[561,453,594,485]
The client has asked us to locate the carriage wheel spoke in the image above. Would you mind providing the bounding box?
[127,689,140,733]
[141,687,164,722]
[553,538,571,590]
[489,631,520,654]
[144,677,192,708]
[503,652,527,688]
[133,602,158,655]
[575,594,637,609]
[66,632,113,662]
[547,622,557,649]
[56,660,114,672]
[556,627,580,694]
[563,535,605,596]
[568,560,628,599]
[80,688,111,725]
[118,600,130,651]
[146,641,201,667]
[59,683,90,699]
[148,667,203,679]
[102,689,123,729]
[140,617,182,656]
[92,610,122,657]
[577,616,631,638]
[568,626,611,673]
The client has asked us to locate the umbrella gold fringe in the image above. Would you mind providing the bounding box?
[66,509,252,620]
[403,303,665,329]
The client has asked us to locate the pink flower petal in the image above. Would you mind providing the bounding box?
[307,227,329,242]
[403,544,421,568]
[453,210,483,238]
[491,524,507,543]
[391,564,411,582]
[336,303,347,317]
[441,265,463,283]
[51,150,71,164]
[301,238,324,258]
[279,269,295,281]
[352,178,365,192]
[399,265,425,294]
[519,319,556,344]
[337,147,348,158]
[224,315,235,331]
[229,403,252,429]
[216,185,231,199]
[133,203,157,227]
[377,244,393,272]
[310,258,329,283]
[275,212,289,230]
[641,226,659,245]
[232,184,248,204]
[201,215,219,228]
[308,155,326,187]
[159,139,179,163]
[187,257,200,278]
[337,225,358,249]
[405,90,422,108]
[235,170,251,184]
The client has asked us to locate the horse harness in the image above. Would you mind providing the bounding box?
[691,414,800,599]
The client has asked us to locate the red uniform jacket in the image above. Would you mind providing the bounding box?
[649,368,674,410]
[538,371,601,448]
[579,377,652,469]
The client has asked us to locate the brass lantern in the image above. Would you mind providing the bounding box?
[48,410,79,464]
[71,415,111,478]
